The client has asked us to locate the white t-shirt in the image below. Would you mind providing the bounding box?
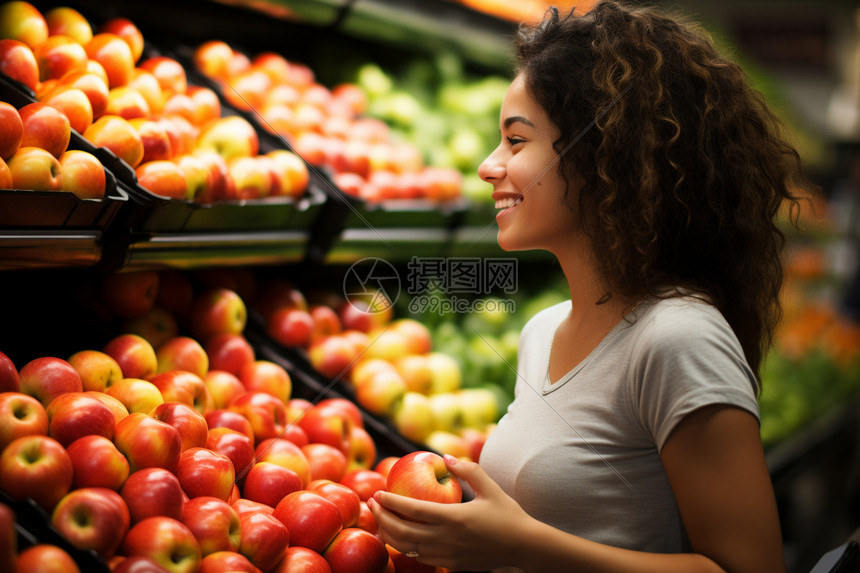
[479,296,759,553]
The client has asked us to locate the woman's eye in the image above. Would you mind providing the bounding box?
[506,136,524,147]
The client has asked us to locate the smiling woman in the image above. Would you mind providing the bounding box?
[368,2,812,572]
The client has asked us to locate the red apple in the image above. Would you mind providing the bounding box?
[0,434,73,511]
[274,490,342,554]
[6,146,62,190]
[101,270,159,320]
[266,149,309,198]
[18,102,71,158]
[121,517,202,573]
[139,56,187,98]
[254,437,311,486]
[253,279,307,318]
[386,451,462,504]
[114,412,182,473]
[323,528,388,573]
[130,117,173,163]
[83,114,144,168]
[56,69,109,120]
[0,1,48,50]
[15,544,80,573]
[105,378,163,415]
[0,101,23,160]
[228,391,288,444]
[239,360,292,403]
[303,443,349,483]
[121,467,185,523]
[176,446,235,501]
[155,336,209,378]
[204,408,253,441]
[231,498,273,519]
[308,479,361,529]
[86,391,129,425]
[103,334,158,382]
[356,501,377,534]
[136,159,188,200]
[267,307,314,348]
[353,367,407,417]
[51,487,129,558]
[35,34,88,81]
[238,511,289,572]
[340,469,387,502]
[149,370,213,415]
[315,398,364,430]
[0,352,17,393]
[112,556,171,573]
[199,551,261,573]
[193,40,233,81]
[0,391,47,451]
[99,18,143,64]
[241,461,303,508]
[0,38,38,91]
[298,406,353,456]
[18,356,82,408]
[45,6,92,45]
[186,85,221,126]
[273,546,333,573]
[196,115,259,162]
[181,496,241,556]
[309,305,342,343]
[373,457,399,479]
[46,391,115,446]
[308,335,360,381]
[346,426,377,472]
[189,288,247,341]
[66,434,129,490]
[57,149,105,199]
[104,84,151,120]
[206,333,255,377]
[153,402,208,452]
[122,307,180,350]
[85,33,134,88]
[205,426,255,485]
[338,298,391,334]
[0,502,13,573]
[191,148,235,203]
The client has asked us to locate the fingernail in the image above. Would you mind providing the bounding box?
[444,454,458,465]
[373,491,383,503]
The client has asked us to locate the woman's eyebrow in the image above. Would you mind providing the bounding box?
[503,116,536,129]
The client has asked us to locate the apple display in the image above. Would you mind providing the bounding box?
[66,434,130,490]
[121,516,202,573]
[273,490,342,554]
[181,496,241,556]
[0,101,23,159]
[153,402,208,452]
[0,1,48,49]
[113,412,182,473]
[105,378,164,415]
[45,6,92,45]
[120,467,185,523]
[18,101,71,158]
[46,391,115,446]
[0,434,73,511]
[18,356,82,408]
[7,146,62,190]
[83,114,145,168]
[385,451,462,504]
[323,528,389,573]
[58,149,106,199]
[238,511,289,572]
[140,56,187,99]
[0,38,39,91]
[0,391,48,450]
[51,487,130,558]
[241,461,302,508]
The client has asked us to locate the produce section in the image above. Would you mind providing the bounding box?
[0,0,858,572]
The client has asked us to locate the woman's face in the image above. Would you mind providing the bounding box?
[478,74,578,254]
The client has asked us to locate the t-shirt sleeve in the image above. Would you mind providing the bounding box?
[630,302,760,452]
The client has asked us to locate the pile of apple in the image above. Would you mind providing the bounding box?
[254,278,498,462]
[0,1,310,203]
[0,96,107,198]
[0,267,466,572]
[193,40,463,203]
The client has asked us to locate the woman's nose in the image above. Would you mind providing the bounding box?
[478,147,505,182]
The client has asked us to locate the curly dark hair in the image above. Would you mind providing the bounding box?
[514,1,809,383]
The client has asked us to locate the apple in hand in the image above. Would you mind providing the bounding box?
[7,146,62,190]
[121,517,202,573]
[238,511,289,572]
[121,467,186,523]
[386,451,462,504]
[241,462,303,508]
[46,391,115,446]
[58,149,106,199]
[18,356,82,408]
[199,551,261,573]
[0,434,73,511]
[181,496,241,556]
[176,446,236,501]
[0,391,47,451]
[0,38,39,91]
[323,528,389,573]
[67,434,129,490]
[51,487,130,558]
[114,412,182,473]
[153,402,208,452]
[274,490,342,554]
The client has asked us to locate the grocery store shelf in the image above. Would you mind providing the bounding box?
[0,230,103,270]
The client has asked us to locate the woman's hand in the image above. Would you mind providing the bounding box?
[368,454,535,572]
